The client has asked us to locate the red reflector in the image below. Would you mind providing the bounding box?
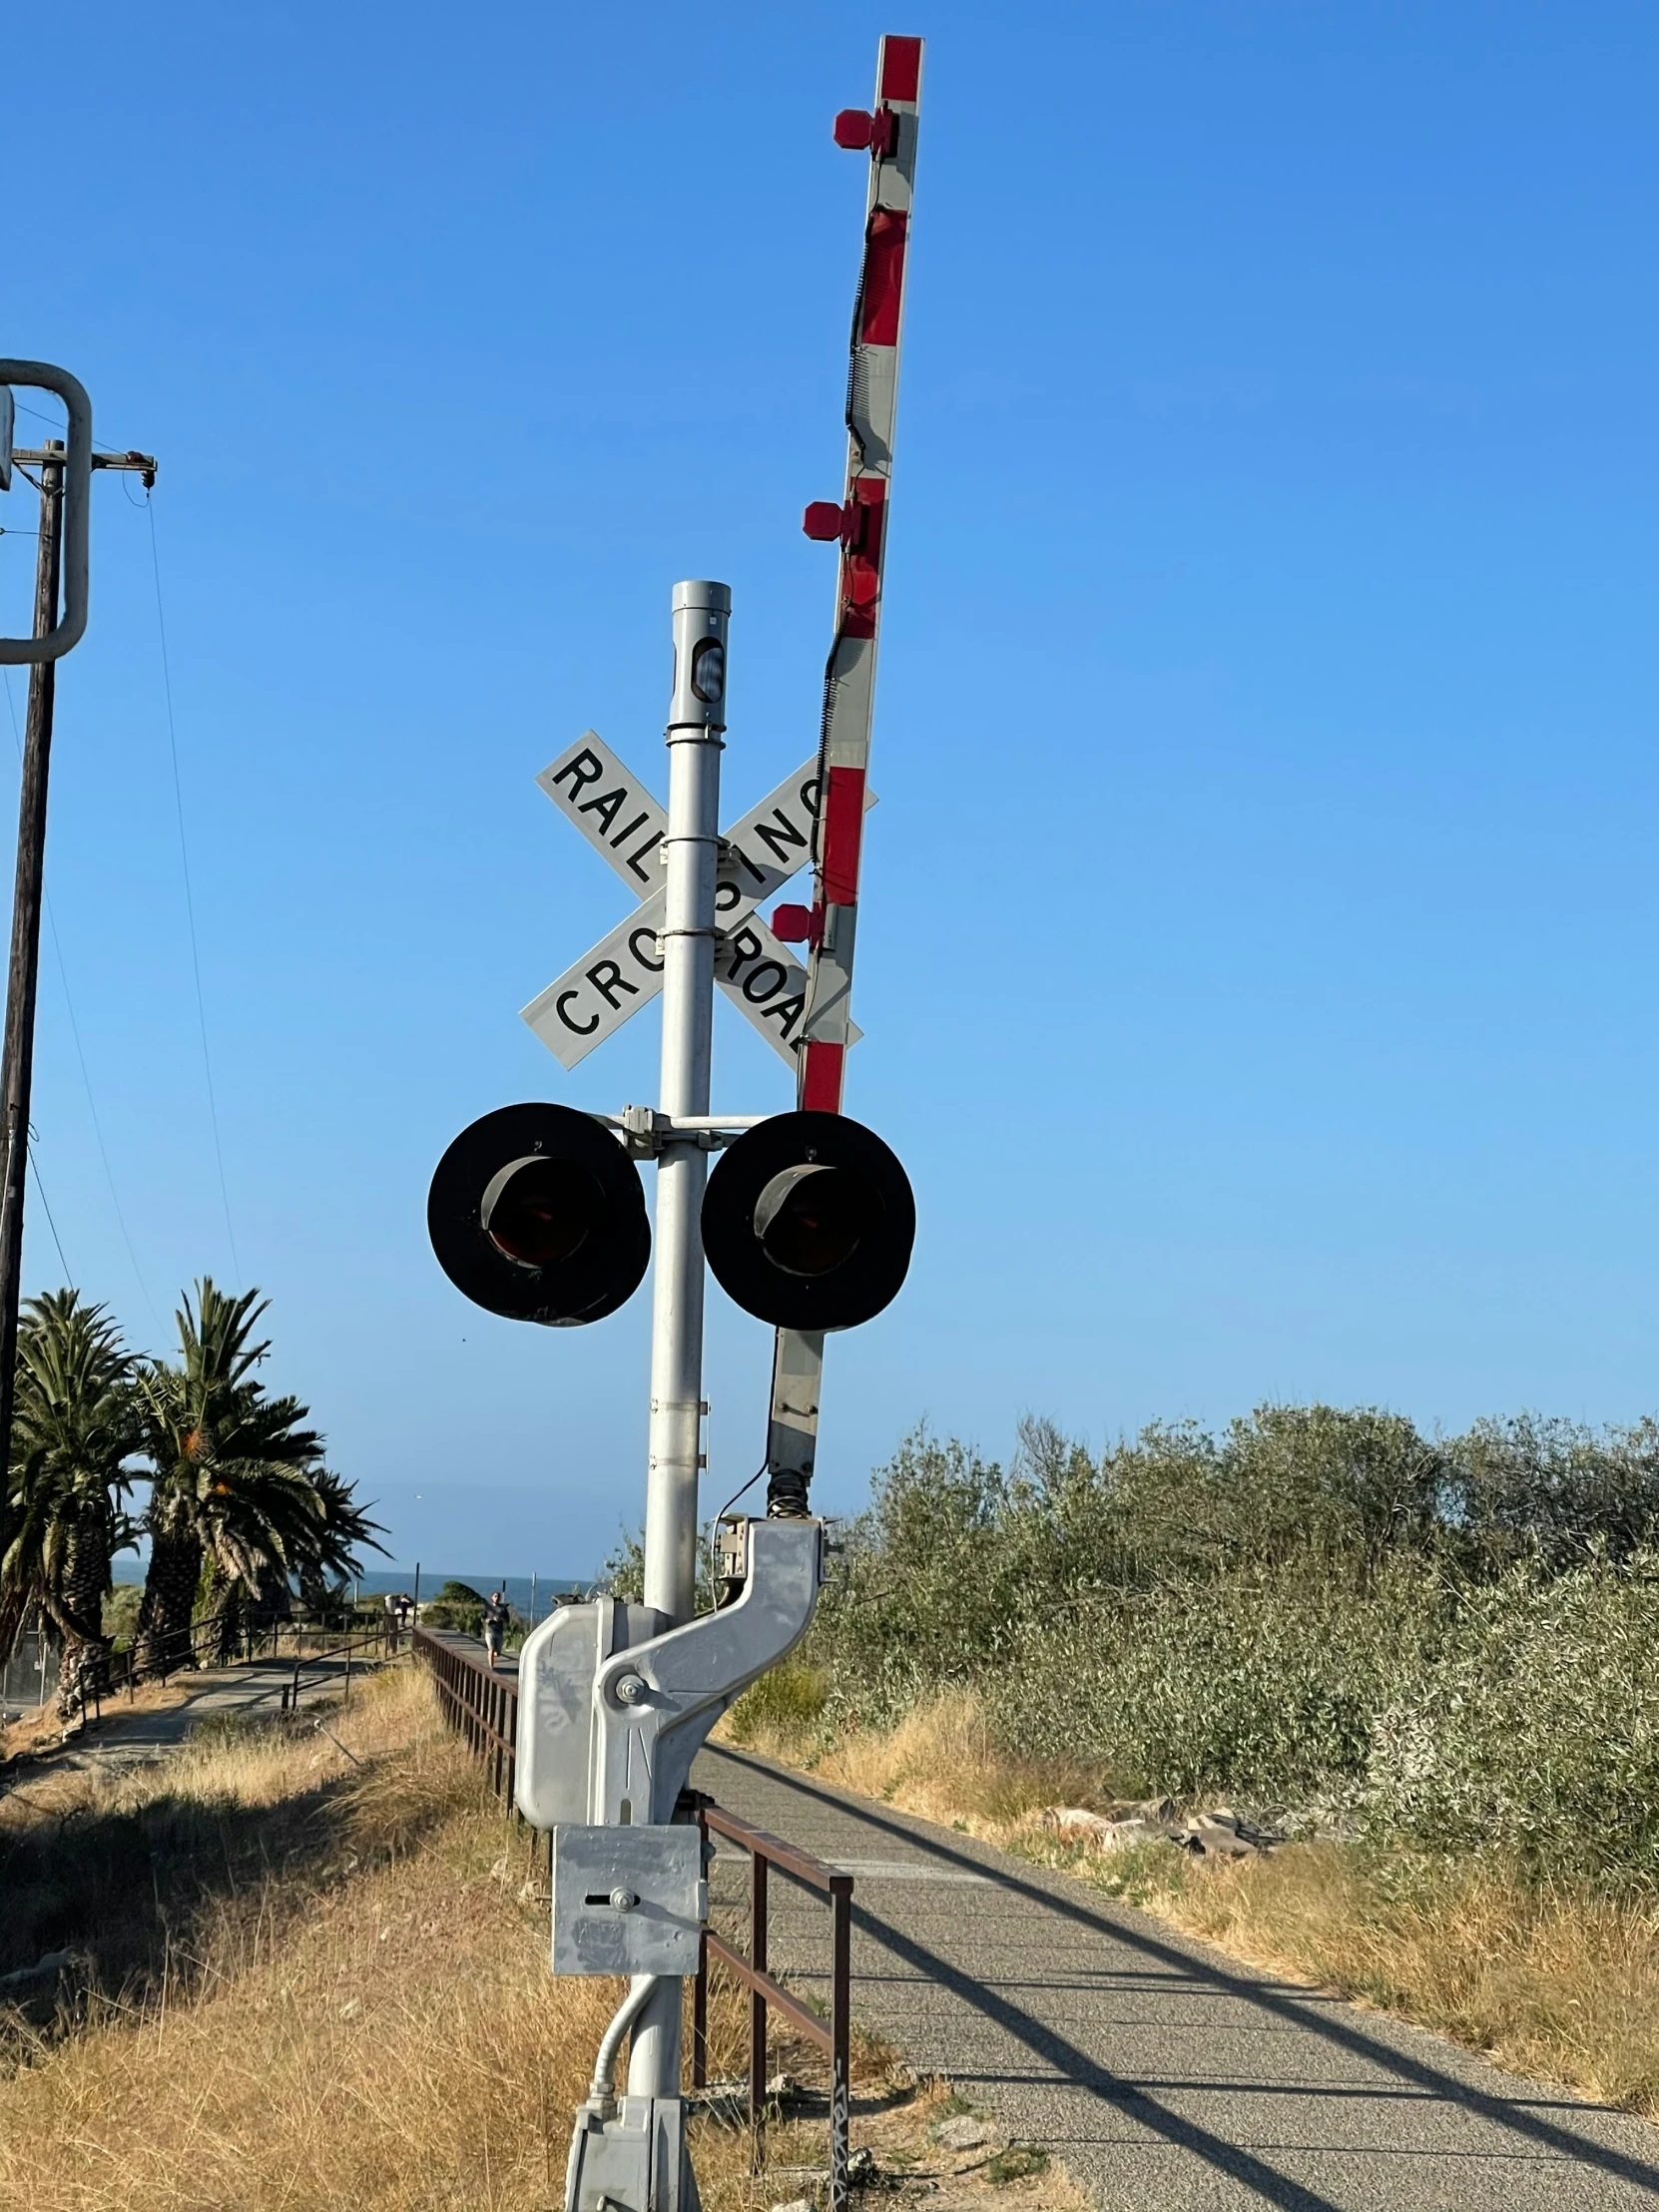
[803,501,845,542]
[802,1041,845,1114]
[859,209,908,346]
[822,768,866,907]
[879,37,922,104]
[833,108,874,149]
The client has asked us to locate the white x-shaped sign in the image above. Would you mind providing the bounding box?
[521,733,868,1071]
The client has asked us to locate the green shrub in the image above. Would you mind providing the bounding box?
[103,1582,143,1648]
[801,1408,1659,1886]
[421,1580,486,1635]
[1363,1555,1659,1893]
[988,1563,1441,1808]
[725,1659,829,1746]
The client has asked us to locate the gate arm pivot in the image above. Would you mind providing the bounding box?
[589,1517,823,1825]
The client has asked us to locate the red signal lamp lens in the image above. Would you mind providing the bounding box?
[803,501,845,543]
[772,902,821,946]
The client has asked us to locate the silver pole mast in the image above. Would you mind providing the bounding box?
[630,579,728,2103]
[642,579,728,1626]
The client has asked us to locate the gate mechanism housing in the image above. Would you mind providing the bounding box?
[515,1517,825,1832]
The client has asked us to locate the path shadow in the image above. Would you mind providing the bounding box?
[704,1745,1659,2205]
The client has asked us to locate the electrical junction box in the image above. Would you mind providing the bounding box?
[516,1597,661,1828]
[552,1824,706,1976]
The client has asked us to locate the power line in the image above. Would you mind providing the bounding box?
[146,498,242,1285]
[26,1146,69,1283]
[0,669,161,1326]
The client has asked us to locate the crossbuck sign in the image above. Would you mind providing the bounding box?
[522,732,868,1070]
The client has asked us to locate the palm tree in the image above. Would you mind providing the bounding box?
[1,1291,139,1713]
[294,1467,386,1624]
[197,1442,334,1662]
[135,1280,326,1674]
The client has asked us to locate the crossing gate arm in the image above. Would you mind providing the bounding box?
[768,34,923,1508]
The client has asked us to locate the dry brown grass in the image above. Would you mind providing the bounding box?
[722,1688,1104,1838]
[0,1665,470,1991]
[0,1669,808,2211]
[734,1685,1659,2119]
[0,1666,1083,2212]
[1154,1843,1659,2115]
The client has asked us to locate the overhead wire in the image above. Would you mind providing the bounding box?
[7,393,233,1312]
[146,497,243,1285]
[27,1143,70,1283]
[0,669,161,1325]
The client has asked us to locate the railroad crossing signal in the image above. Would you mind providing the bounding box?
[423,39,925,2212]
[521,732,869,1070]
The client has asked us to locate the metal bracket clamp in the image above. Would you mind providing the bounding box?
[0,362,93,665]
[590,1516,825,1826]
[599,1107,773,1159]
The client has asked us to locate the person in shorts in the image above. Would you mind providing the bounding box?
[482,1590,509,1669]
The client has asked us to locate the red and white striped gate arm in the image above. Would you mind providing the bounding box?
[766,34,922,1510]
[796,32,923,1113]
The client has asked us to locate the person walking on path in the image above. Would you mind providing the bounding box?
[482,1590,509,1670]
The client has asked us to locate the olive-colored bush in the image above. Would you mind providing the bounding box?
[801,1409,1659,1890]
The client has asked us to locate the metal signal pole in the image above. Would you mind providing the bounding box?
[0,437,155,1481]
[642,581,729,1627]
[631,579,730,2107]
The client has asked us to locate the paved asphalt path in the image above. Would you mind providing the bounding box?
[34,1655,366,1777]
[693,1741,1659,2212]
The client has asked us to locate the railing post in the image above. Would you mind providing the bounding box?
[692,1805,710,2089]
[750,1848,769,2166]
[830,1880,851,2212]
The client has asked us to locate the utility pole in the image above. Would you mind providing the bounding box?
[0,443,65,1481]
[0,432,155,1482]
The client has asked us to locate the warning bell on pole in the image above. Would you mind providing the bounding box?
[700,1110,914,1332]
[428,1102,650,1326]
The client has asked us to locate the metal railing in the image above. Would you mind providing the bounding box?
[692,1798,853,2212]
[276,1626,394,1714]
[411,1624,519,1802]
[54,1619,397,1732]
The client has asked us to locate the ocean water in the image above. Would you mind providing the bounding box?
[352,1567,593,1624]
[110,1565,596,1627]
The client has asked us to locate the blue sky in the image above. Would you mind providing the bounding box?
[7,3,1659,1578]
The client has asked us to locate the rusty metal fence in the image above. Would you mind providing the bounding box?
[412,1624,519,1801]
[693,1798,853,2212]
